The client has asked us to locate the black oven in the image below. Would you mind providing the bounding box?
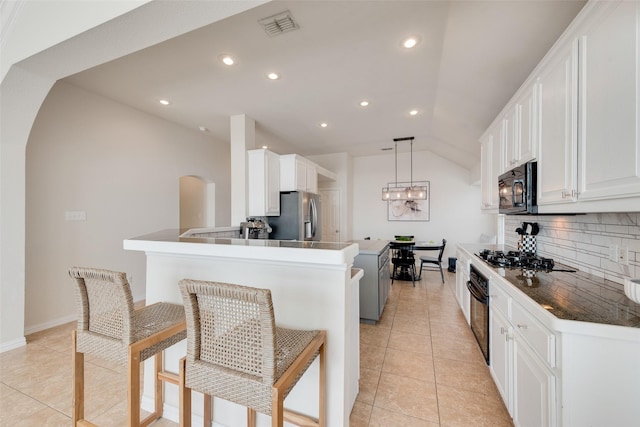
[498,161,537,215]
[467,264,489,363]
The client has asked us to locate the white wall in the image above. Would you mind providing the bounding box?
[24,82,230,332]
[353,151,496,262]
[0,0,266,352]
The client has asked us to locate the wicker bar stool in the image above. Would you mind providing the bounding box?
[177,279,326,427]
[69,267,186,427]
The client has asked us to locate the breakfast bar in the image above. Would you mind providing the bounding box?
[124,229,362,426]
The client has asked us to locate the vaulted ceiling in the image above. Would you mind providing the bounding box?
[63,0,586,169]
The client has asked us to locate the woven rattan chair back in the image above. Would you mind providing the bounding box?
[69,267,135,364]
[178,279,326,427]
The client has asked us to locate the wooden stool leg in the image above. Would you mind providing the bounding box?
[271,389,284,427]
[319,340,326,427]
[179,358,191,427]
[72,331,84,425]
[154,352,163,416]
[247,407,256,427]
[203,394,212,427]
[128,348,141,427]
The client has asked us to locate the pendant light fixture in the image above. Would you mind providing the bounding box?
[381,136,428,201]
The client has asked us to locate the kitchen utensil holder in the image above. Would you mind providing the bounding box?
[518,235,536,254]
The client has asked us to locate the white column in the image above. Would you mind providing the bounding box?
[230,114,255,226]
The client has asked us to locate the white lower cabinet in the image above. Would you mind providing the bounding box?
[489,307,511,409]
[489,280,558,427]
[455,250,471,324]
[513,337,556,427]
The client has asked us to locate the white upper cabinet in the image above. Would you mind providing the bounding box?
[247,149,280,216]
[536,38,579,206]
[503,83,537,173]
[577,0,640,202]
[483,0,640,213]
[280,154,318,194]
[480,121,502,212]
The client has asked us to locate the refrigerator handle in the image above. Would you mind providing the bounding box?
[310,198,317,238]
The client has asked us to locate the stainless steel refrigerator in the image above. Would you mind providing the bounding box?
[269,191,322,241]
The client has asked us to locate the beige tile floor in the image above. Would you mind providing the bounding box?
[0,270,512,427]
[349,270,513,426]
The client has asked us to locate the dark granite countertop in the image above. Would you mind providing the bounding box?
[498,268,640,328]
[460,244,640,328]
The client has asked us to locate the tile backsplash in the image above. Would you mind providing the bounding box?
[504,213,640,285]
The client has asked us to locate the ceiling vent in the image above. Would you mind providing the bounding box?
[259,11,299,37]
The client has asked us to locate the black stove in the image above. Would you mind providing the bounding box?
[476,249,575,273]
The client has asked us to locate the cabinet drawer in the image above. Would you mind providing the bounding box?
[512,302,556,367]
[378,248,389,269]
[489,281,511,318]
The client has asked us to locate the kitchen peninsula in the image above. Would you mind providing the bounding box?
[124,229,362,426]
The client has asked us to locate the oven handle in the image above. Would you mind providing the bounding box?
[467,281,488,304]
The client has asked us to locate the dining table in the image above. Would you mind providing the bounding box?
[390,240,443,281]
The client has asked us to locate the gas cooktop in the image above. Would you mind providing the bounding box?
[476,249,576,273]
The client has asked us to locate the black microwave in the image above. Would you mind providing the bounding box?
[498,161,537,215]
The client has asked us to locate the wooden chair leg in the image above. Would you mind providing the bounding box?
[203,393,212,427]
[439,264,445,283]
[128,348,141,427]
[248,407,257,427]
[271,389,284,427]
[153,352,163,417]
[72,331,84,426]
[318,339,326,427]
[179,358,191,427]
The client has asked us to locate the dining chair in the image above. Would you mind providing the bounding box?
[177,279,326,427]
[418,239,447,283]
[68,267,186,427]
[391,240,417,286]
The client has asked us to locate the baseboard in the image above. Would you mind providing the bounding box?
[0,336,27,353]
[24,313,76,335]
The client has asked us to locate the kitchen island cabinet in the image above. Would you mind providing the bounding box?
[124,230,361,426]
[351,240,391,323]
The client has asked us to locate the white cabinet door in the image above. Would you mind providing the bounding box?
[513,337,557,427]
[503,84,536,172]
[490,307,512,411]
[455,256,470,324]
[577,0,640,201]
[536,38,579,206]
[480,123,502,211]
[518,85,536,164]
[503,107,518,172]
[247,149,280,216]
[280,155,319,194]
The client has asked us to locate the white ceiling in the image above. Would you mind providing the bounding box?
[62,0,586,170]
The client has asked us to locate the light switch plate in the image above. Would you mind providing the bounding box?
[609,244,618,262]
[65,211,86,221]
[618,247,629,265]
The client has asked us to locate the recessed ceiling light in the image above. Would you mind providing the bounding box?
[219,54,236,66]
[267,72,280,80]
[409,109,419,116]
[360,100,369,107]
[262,145,269,149]
[403,36,421,49]
[159,99,171,106]
[320,122,328,128]
[199,126,208,132]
